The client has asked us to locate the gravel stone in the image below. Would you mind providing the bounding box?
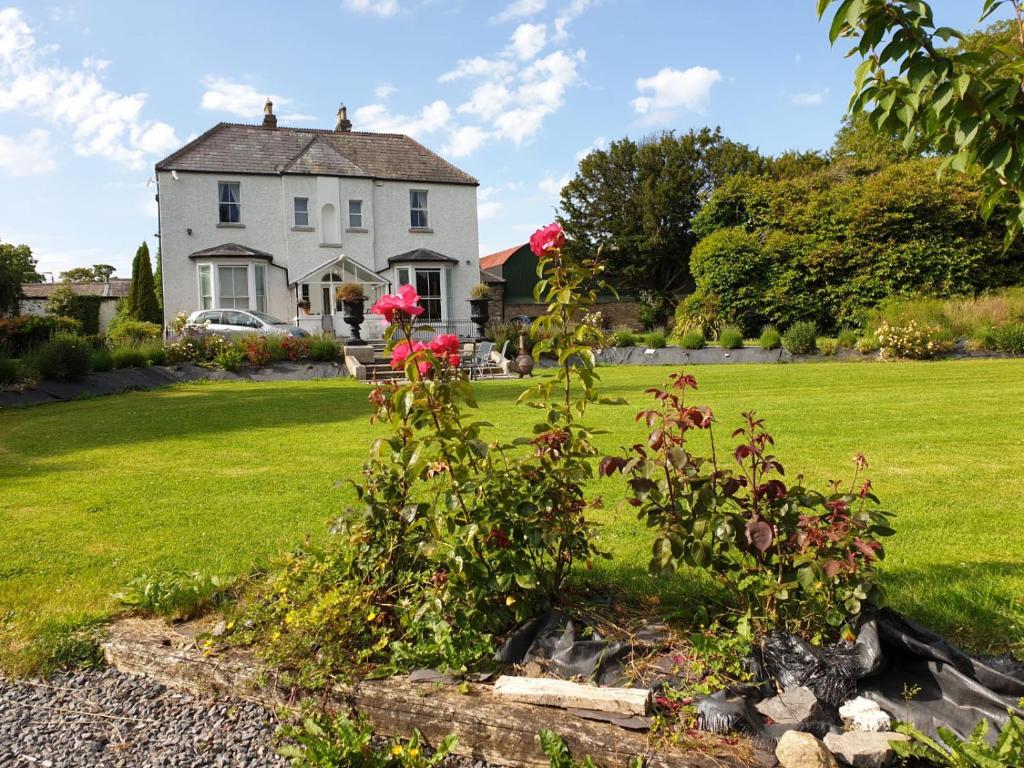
[0,668,504,767]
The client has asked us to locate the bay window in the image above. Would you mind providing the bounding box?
[218,265,249,308]
[395,266,444,321]
[198,264,213,309]
[197,262,268,311]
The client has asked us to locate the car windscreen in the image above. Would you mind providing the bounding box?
[249,310,286,325]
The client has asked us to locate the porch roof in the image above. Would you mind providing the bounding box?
[288,253,387,286]
[387,248,458,266]
[189,242,275,261]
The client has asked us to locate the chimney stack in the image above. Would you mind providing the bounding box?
[262,98,277,129]
[335,103,352,132]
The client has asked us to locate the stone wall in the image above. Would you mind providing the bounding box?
[496,300,643,330]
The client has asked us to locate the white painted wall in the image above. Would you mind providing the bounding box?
[158,169,479,327]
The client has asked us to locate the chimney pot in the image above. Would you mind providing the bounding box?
[335,103,352,132]
[262,98,277,129]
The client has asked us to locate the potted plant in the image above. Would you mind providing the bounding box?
[297,298,311,316]
[336,283,367,346]
[468,283,491,341]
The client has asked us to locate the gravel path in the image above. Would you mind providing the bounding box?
[0,668,288,768]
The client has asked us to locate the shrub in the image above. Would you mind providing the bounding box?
[214,346,246,372]
[600,373,893,640]
[53,315,82,335]
[29,333,92,382]
[335,282,365,303]
[856,335,880,354]
[759,325,782,350]
[241,335,271,366]
[113,571,230,622]
[876,321,953,360]
[717,325,744,349]
[112,347,147,369]
[46,286,103,334]
[276,335,309,361]
[612,329,637,347]
[139,342,166,366]
[469,283,492,299]
[0,356,17,385]
[818,337,839,356]
[675,292,724,339]
[783,321,818,355]
[164,333,229,364]
[992,323,1024,355]
[637,295,674,330]
[90,349,114,373]
[308,336,341,361]
[107,320,161,349]
[485,321,523,358]
[837,327,859,348]
[643,328,667,349]
[678,328,705,349]
[0,315,59,356]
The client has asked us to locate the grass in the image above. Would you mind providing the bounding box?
[2,361,1023,673]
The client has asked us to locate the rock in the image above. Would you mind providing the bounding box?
[824,731,909,768]
[775,731,838,768]
[210,620,228,637]
[757,686,826,724]
[838,697,892,732]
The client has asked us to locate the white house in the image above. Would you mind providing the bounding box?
[155,101,480,336]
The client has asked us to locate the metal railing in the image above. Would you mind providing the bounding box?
[406,318,480,340]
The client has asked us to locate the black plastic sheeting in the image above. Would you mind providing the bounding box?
[497,608,1024,745]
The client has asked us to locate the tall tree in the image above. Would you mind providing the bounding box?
[558,128,765,304]
[92,264,116,282]
[153,248,163,310]
[60,267,98,283]
[0,241,41,316]
[818,1,1024,244]
[127,242,161,324]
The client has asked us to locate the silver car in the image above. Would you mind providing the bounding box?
[187,309,310,338]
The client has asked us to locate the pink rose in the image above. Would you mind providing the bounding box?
[429,334,460,357]
[529,222,566,257]
[390,340,428,371]
[370,284,425,323]
[447,353,461,368]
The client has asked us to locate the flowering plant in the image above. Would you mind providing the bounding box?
[875,320,954,360]
[234,222,614,683]
[530,221,566,256]
[600,372,894,641]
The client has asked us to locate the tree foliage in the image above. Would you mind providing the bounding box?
[687,157,1024,334]
[127,242,161,325]
[58,264,117,283]
[818,0,1024,244]
[0,241,42,316]
[557,128,766,308]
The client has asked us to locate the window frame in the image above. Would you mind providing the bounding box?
[196,261,268,313]
[198,264,214,309]
[409,189,429,229]
[218,182,241,224]
[348,199,363,229]
[293,197,310,228]
[394,266,447,320]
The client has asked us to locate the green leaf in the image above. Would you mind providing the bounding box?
[829,0,855,44]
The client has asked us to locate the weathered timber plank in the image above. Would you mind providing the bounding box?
[493,676,650,716]
[102,619,754,768]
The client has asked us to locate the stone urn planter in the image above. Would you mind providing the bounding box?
[513,333,534,378]
[469,297,490,341]
[342,298,367,346]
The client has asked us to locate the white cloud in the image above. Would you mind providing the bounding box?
[458,82,513,120]
[510,23,547,61]
[0,8,181,170]
[353,99,451,137]
[631,66,721,117]
[478,200,503,220]
[539,172,571,197]
[491,0,546,24]
[200,77,314,122]
[790,88,828,106]
[554,0,591,40]
[374,82,396,100]
[442,125,489,158]
[342,0,400,17]
[575,135,606,161]
[0,129,57,176]
[439,56,517,83]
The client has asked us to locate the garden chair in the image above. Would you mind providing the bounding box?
[468,341,495,379]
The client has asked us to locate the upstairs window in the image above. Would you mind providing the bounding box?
[293,197,309,227]
[218,182,241,224]
[349,199,363,228]
[410,189,428,229]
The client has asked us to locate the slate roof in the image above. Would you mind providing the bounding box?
[480,267,505,284]
[156,123,478,186]
[189,243,275,261]
[386,248,459,265]
[20,280,130,299]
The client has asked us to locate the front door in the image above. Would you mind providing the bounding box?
[322,285,332,316]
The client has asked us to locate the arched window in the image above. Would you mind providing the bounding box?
[321,203,338,244]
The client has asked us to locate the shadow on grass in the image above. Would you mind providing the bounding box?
[0,381,376,479]
[882,561,1024,656]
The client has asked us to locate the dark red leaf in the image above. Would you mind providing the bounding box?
[745,520,774,552]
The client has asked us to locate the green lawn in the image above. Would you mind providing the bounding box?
[2,360,1023,673]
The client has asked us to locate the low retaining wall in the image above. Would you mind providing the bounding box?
[596,346,791,366]
[0,361,348,409]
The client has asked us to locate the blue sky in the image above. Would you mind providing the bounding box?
[0,0,1007,279]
